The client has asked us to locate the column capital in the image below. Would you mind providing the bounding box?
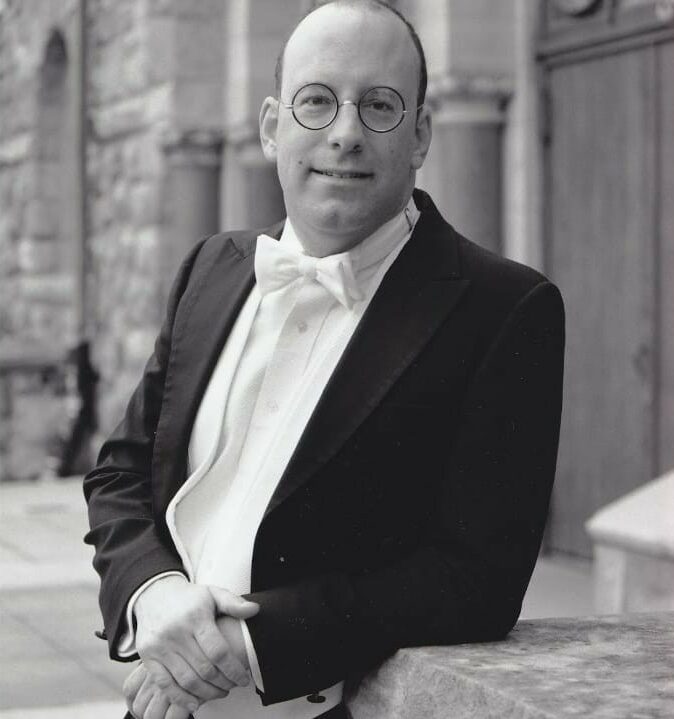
[161,128,224,167]
[222,121,259,150]
[427,73,512,125]
[223,122,269,168]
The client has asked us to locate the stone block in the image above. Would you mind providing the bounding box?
[23,198,58,240]
[587,471,674,613]
[129,179,161,225]
[143,16,176,85]
[148,0,225,20]
[0,133,32,165]
[347,613,674,719]
[174,19,224,81]
[123,327,155,367]
[90,97,145,140]
[3,383,66,482]
[173,80,223,130]
[143,83,173,125]
[16,236,59,273]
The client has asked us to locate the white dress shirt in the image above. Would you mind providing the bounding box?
[120,198,419,718]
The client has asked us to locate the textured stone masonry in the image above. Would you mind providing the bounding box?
[348,613,674,719]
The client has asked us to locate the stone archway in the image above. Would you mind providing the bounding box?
[21,28,78,347]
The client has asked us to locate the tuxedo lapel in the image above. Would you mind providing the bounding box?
[152,225,283,512]
[264,195,470,518]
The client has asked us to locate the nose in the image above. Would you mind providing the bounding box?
[326,101,364,153]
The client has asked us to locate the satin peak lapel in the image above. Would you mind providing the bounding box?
[151,227,278,513]
[264,203,470,518]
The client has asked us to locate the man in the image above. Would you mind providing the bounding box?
[84,2,565,718]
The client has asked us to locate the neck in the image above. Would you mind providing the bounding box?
[289,195,415,258]
[289,227,368,258]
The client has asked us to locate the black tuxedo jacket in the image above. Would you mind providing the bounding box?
[84,189,564,705]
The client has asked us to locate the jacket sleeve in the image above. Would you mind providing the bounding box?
[244,280,565,704]
[83,239,208,661]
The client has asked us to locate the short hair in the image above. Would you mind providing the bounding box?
[274,0,427,109]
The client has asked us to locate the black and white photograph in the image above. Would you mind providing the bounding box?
[0,1,672,717]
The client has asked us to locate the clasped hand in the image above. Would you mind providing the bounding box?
[123,576,259,719]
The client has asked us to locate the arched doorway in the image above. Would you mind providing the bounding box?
[22,28,78,347]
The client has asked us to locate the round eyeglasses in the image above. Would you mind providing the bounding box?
[280,83,418,133]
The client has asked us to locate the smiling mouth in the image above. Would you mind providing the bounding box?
[312,169,373,179]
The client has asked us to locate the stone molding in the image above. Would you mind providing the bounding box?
[160,128,224,168]
[223,121,271,168]
[223,121,260,150]
[0,134,33,167]
[427,73,511,125]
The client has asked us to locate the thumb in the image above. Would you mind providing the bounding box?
[209,586,260,619]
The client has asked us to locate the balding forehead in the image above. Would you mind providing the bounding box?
[276,0,427,106]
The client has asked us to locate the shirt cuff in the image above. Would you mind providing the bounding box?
[117,571,188,657]
[240,619,265,692]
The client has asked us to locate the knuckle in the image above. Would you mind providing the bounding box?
[201,638,228,663]
[155,672,173,690]
[167,688,192,708]
[198,662,219,681]
[177,671,200,694]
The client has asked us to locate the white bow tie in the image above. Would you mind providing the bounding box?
[254,234,364,309]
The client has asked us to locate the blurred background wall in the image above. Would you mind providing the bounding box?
[0,0,672,561]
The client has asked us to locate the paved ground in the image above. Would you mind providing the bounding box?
[0,477,595,718]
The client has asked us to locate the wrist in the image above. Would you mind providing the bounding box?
[216,615,249,670]
[134,574,188,623]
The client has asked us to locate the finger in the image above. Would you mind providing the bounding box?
[192,623,249,687]
[144,691,170,719]
[123,664,147,706]
[166,704,194,719]
[152,652,226,703]
[181,635,240,692]
[131,677,155,719]
[143,659,200,713]
[208,586,259,619]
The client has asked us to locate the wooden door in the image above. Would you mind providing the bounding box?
[539,1,674,556]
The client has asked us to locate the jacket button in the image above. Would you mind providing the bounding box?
[307,692,326,703]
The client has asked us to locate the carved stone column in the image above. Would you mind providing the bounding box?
[161,129,223,295]
[420,77,509,254]
[412,0,514,254]
[221,123,285,231]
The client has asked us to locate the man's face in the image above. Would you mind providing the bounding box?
[259,4,432,254]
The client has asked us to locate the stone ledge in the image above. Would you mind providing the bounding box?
[586,471,674,559]
[348,612,674,719]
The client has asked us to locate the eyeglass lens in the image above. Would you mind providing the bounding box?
[291,84,405,132]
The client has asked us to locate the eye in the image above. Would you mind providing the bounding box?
[360,88,403,117]
[363,99,395,113]
[293,84,336,112]
[302,94,332,107]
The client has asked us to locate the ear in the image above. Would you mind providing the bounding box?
[259,96,279,162]
[410,105,432,171]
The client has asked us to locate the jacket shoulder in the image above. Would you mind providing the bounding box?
[457,232,551,298]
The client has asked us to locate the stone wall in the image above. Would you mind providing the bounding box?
[0,0,532,478]
[87,0,226,432]
[0,0,228,476]
[0,0,79,346]
[0,0,81,479]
